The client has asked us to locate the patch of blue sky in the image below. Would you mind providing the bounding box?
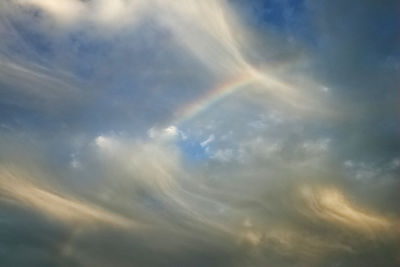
[230,0,316,45]
[177,138,210,163]
[68,33,113,79]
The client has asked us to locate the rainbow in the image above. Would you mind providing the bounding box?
[175,72,260,124]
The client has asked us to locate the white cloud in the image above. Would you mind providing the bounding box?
[0,60,80,109]
[95,135,111,147]
[163,125,178,137]
[148,125,183,141]
[211,148,234,162]
[248,120,267,130]
[18,0,85,25]
[16,0,147,29]
[239,136,282,161]
[301,138,330,154]
[200,134,215,148]
[70,153,81,169]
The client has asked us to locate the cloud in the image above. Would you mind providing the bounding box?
[0,166,138,228]
[301,138,330,154]
[18,0,85,25]
[211,148,235,162]
[200,134,215,148]
[15,0,147,29]
[0,0,399,266]
[297,185,395,239]
[7,0,333,118]
[0,60,81,110]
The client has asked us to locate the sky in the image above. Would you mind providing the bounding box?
[0,0,399,266]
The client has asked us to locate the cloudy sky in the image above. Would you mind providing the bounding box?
[0,0,399,266]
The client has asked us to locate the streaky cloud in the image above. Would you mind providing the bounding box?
[0,166,139,228]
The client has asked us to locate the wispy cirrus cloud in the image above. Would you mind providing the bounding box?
[0,0,398,266]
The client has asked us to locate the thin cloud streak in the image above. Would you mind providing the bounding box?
[0,166,139,228]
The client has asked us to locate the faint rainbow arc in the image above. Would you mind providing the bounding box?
[174,72,260,124]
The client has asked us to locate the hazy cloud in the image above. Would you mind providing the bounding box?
[0,0,398,266]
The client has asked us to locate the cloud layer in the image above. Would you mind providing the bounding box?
[0,0,399,266]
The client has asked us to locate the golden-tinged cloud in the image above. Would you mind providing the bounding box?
[298,185,395,239]
[232,185,398,263]
[263,227,353,260]
[0,167,138,228]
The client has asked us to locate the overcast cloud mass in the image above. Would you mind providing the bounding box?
[0,0,399,266]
